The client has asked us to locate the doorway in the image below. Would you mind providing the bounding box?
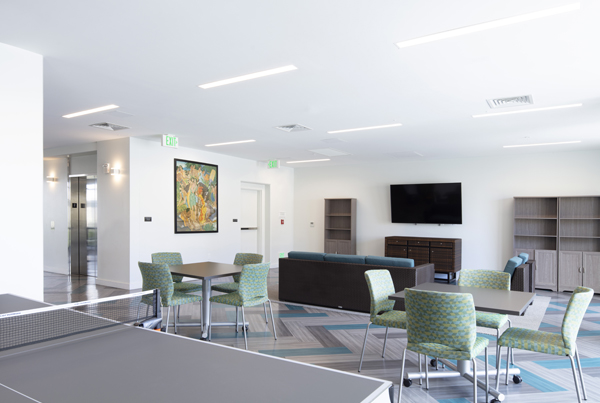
[69,176,97,276]
[240,183,269,259]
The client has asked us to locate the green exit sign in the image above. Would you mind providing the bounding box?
[162,134,179,148]
[267,160,279,169]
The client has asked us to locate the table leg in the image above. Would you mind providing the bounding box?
[201,278,211,339]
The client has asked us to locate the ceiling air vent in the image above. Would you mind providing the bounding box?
[275,124,312,132]
[487,95,533,109]
[89,122,130,131]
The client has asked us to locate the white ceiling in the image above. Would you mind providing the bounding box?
[1,0,599,167]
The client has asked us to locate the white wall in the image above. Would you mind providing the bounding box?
[294,149,600,271]
[96,138,131,288]
[71,153,97,175]
[43,157,69,274]
[0,43,44,299]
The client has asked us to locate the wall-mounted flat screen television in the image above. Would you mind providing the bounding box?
[390,183,462,224]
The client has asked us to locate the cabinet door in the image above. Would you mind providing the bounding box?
[535,249,557,291]
[386,244,407,258]
[324,240,337,254]
[559,251,583,292]
[430,247,452,272]
[407,247,429,266]
[583,252,600,291]
[336,240,353,255]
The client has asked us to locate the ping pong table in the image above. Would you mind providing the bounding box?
[0,292,392,403]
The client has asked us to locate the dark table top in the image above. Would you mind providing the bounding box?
[169,261,243,280]
[0,294,391,403]
[390,282,536,316]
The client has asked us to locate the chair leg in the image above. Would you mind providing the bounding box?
[358,322,372,372]
[174,306,179,334]
[424,353,429,389]
[495,346,502,391]
[505,347,510,385]
[208,301,213,341]
[472,356,478,403]
[485,346,489,403]
[165,306,171,333]
[398,348,407,403]
[268,300,277,340]
[241,306,248,350]
[177,304,180,320]
[235,306,239,333]
[507,319,514,365]
[136,303,141,321]
[418,354,422,385]
[569,354,583,403]
[575,349,587,400]
[382,327,389,358]
[263,302,268,324]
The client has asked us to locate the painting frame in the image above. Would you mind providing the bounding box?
[174,158,218,234]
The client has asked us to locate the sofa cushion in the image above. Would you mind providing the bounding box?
[504,256,523,277]
[366,255,415,268]
[518,253,529,264]
[287,251,326,261]
[324,254,366,264]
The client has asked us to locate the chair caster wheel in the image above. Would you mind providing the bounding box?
[513,375,523,384]
[491,399,500,403]
[430,358,438,367]
[403,379,412,387]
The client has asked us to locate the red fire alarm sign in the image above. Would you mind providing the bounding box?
[281,219,284,225]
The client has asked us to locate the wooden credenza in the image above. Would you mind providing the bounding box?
[385,236,462,282]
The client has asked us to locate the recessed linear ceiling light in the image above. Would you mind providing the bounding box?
[286,159,330,164]
[395,3,580,49]
[473,103,582,118]
[63,104,119,118]
[205,140,256,147]
[504,141,581,148]
[199,65,297,89]
[327,123,403,134]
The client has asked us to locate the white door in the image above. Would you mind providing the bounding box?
[240,189,259,254]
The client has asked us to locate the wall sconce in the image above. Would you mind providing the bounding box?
[110,167,121,175]
[102,163,110,174]
[46,176,58,182]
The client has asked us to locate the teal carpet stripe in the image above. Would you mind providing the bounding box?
[578,330,600,337]
[259,346,352,357]
[437,399,471,403]
[551,302,600,307]
[483,355,567,393]
[285,304,306,311]
[539,322,555,328]
[211,331,272,339]
[476,333,496,341]
[545,308,562,312]
[533,358,600,369]
[324,324,386,330]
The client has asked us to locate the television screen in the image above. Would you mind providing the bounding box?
[390,183,462,224]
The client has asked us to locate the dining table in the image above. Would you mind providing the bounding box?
[170,261,244,339]
[389,282,536,402]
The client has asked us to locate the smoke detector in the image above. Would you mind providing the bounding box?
[487,95,533,109]
[89,122,130,131]
[275,124,312,132]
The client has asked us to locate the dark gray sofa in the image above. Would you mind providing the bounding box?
[278,251,435,313]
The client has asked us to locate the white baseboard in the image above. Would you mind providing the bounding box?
[96,278,140,290]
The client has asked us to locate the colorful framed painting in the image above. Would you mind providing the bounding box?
[174,159,218,233]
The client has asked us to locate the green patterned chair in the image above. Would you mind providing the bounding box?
[495,286,593,403]
[138,262,203,334]
[151,252,203,293]
[211,253,264,331]
[358,270,408,373]
[458,269,512,364]
[399,288,489,403]
[209,262,276,350]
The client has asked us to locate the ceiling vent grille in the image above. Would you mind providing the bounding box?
[275,124,312,132]
[89,122,130,131]
[487,95,533,109]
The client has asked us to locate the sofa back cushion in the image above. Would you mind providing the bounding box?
[324,254,366,264]
[504,256,523,277]
[287,251,326,261]
[518,253,529,264]
[366,255,415,268]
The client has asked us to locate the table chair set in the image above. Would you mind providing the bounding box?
[138,252,277,350]
[360,268,593,403]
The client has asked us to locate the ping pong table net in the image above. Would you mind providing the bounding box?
[0,290,161,352]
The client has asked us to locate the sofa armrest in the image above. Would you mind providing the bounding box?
[391,263,435,311]
[511,263,530,292]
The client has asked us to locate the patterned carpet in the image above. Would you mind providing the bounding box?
[44,270,600,403]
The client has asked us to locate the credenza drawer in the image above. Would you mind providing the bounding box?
[387,239,407,245]
[408,240,429,247]
[431,241,453,248]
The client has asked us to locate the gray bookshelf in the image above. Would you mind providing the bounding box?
[324,198,356,255]
[514,196,600,292]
